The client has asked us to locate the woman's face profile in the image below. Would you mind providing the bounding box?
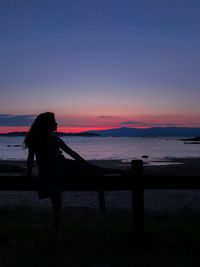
[48,117,57,132]
[52,118,57,132]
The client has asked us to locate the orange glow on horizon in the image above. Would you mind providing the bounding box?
[0,126,149,134]
[57,126,115,133]
[0,127,30,134]
[0,126,119,134]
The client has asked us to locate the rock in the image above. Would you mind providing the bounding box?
[7,145,22,147]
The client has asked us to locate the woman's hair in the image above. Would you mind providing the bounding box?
[24,112,56,149]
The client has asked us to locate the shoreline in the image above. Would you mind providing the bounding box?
[1,157,200,174]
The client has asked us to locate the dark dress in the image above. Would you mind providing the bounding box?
[34,135,88,199]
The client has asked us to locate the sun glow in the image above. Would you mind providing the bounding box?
[57,126,115,133]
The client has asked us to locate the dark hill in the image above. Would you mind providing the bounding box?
[81,127,200,137]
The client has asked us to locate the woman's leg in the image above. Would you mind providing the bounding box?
[50,193,62,245]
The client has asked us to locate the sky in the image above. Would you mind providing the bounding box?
[0,0,200,133]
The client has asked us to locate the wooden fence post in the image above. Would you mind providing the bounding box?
[98,191,106,213]
[131,160,144,238]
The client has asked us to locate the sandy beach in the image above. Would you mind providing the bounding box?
[0,158,200,217]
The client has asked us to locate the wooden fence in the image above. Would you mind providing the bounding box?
[1,160,200,238]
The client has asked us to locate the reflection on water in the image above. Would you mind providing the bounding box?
[146,161,184,166]
[122,157,184,166]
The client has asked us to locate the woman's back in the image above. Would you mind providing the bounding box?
[34,135,66,176]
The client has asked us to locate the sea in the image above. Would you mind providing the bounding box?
[0,136,200,165]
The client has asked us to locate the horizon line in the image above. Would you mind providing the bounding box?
[1,126,200,135]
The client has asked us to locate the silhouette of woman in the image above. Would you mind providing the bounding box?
[24,112,121,244]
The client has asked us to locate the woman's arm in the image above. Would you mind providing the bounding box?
[58,138,105,174]
[59,139,86,162]
[58,138,125,175]
[26,148,34,176]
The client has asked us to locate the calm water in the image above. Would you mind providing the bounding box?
[0,136,200,164]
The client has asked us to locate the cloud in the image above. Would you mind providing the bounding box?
[98,116,112,119]
[0,114,36,126]
[120,121,148,126]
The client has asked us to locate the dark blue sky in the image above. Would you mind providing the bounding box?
[1,0,200,131]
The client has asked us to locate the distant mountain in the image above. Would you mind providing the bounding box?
[80,127,200,137]
[0,132,100,137]
[57,132,100,137]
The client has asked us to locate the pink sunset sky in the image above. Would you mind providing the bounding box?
[1,1,200,133]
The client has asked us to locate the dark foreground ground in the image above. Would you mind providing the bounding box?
[0,158,200,266]
[1,207,200,267]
